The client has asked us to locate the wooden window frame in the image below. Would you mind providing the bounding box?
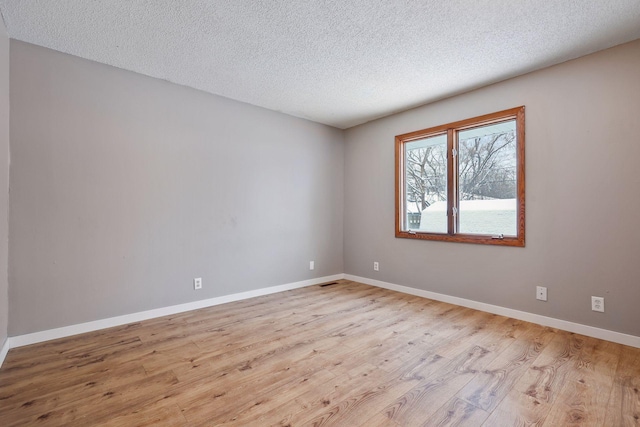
[395,106,525,247]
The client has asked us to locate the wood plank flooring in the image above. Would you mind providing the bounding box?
[0,280,638,426]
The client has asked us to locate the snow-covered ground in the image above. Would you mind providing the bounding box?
[417,199,516,236]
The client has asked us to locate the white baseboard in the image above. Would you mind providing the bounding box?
[3,271,637,370]
[0,337,9,367]
[5,274,345,353]
[345,274,640,349]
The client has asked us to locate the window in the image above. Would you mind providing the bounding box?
[396,106,525,246]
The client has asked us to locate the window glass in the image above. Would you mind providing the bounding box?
[404,134,447,233]
[457,120,517,236]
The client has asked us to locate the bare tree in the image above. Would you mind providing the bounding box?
[458,132,516,200]
[405,131,516,213]
[406,144,447,212]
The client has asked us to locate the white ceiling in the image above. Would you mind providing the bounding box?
[1,1,639,129]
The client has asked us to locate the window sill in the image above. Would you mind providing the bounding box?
[395,230,525,247]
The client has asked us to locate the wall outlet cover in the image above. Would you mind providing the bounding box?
[591,296,604,312]
[536,286,547,301]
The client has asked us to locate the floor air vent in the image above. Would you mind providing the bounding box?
[319,282,338,287]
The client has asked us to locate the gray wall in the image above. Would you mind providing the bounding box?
[7,38,640,339]
[344,39,640,337]
[9,41,344,336]
[0,19,9,346]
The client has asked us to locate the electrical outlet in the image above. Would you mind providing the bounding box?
[373,262,379,271]
[591,296,604,312]
[536,286,547,301]
[194,277,202,290]
[309,261,315,270]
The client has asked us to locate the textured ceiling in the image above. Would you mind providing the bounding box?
[1,1,639,129]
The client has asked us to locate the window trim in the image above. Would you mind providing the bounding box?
[395,106,525,247]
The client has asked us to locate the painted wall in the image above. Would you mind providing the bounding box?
[0,19,9,347]
[344,39,640,337]
[9,41,344,336]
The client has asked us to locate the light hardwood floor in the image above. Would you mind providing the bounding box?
[0,280,638,426]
